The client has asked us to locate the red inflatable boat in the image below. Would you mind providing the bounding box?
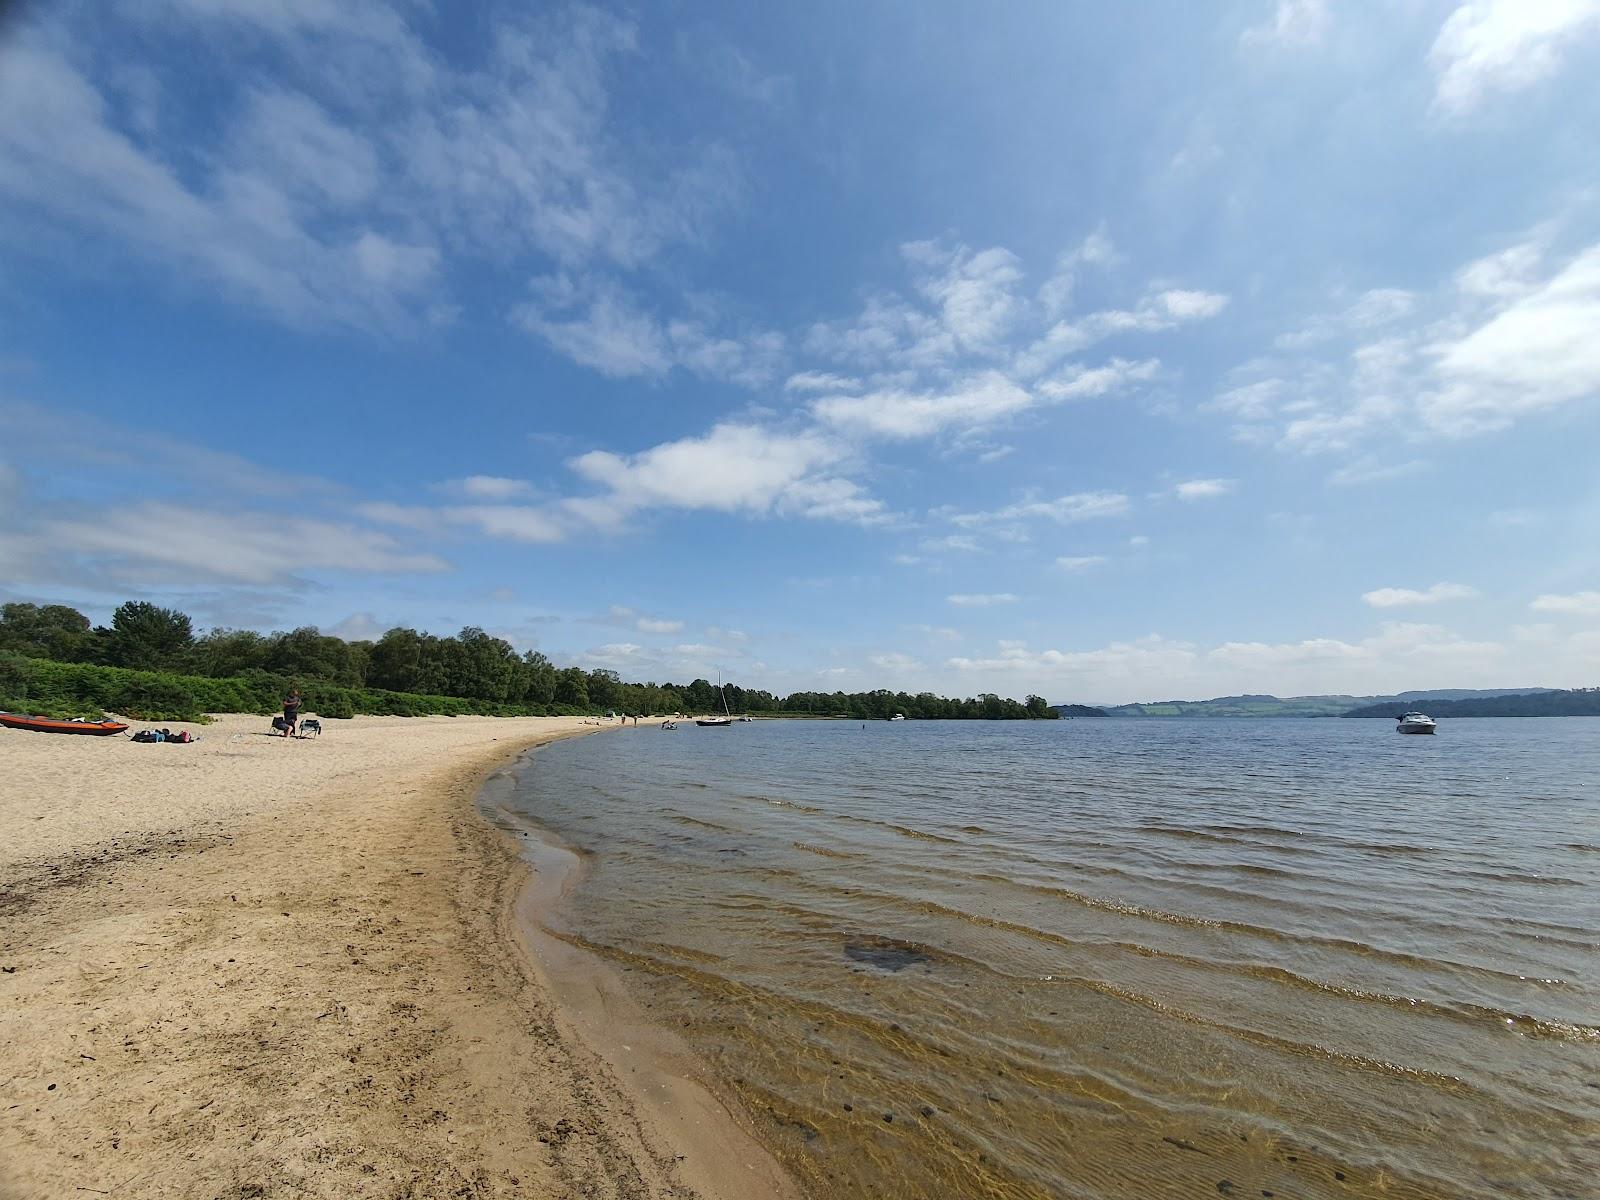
[0,712,130,736]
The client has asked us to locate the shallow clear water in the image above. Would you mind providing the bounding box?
[503,718,1600,1199]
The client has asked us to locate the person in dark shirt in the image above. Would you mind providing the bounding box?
[282,689,302,738]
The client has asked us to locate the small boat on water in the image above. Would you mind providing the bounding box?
[888,713,906,722]
[696,672,735,727]
[1396,711,1437,735]
[0,711,129,736]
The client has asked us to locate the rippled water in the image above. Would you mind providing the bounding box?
[501,718,1600,1199]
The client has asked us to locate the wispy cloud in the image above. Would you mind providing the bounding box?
[949,491,1130,527]
[1056,555,1108,572]
[1529,590,1600,617]
[1173,478,1236,502]
[1362,582,1478,608]
[1216,228,1600,456]
[513,272,785,383]
[9,501,447,587]
[1241,0,1331,48]
[0,7,739,333]
[947,592,1018,606]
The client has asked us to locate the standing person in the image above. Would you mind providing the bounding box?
[282,688,302,738]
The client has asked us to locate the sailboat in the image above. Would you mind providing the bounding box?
[696,672,734,727]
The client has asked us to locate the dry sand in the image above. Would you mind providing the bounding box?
[0,713,799,1200]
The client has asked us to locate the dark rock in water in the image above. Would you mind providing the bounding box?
[843,937,932,972]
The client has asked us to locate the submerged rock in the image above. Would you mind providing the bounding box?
[842,937,933,972]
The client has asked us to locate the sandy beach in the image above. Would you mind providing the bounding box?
[0,713,798,1200]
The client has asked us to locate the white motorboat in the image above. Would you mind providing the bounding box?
[1396,712,1437,735]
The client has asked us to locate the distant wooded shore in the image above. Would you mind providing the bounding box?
[1053,687,1600,719]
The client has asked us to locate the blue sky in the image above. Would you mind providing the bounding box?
[3,0,1599,704]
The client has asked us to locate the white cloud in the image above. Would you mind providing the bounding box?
[812,371,1034,439]
[1039,226,1117,317]
[1036,357,1160,401]
[1456,238,1547,298]
[922,534,981,553]
[565,422,880,528]
[1220,232,1600,455]
[603,605,685,635]
[1530,590,1600,616]
[512,272,788,385]
[784,371,857,393]
[1017,289,1226,377]
[1326,457,1427,487]
[444,505,568,543]
[513,275,672,377]
[902,240,1025,352]
[1241,0,1331,47]
[1344,288,1416,327]
[1423,242,1600,433]
[0,8,739,333]
[1362,582,1478,608]
[950,491,1130,527]
[867,651,921,671]
[1056,555,1108,572]
[1173,478,1236,502]
[943,622,1542,705]
[1129,535,1150,547]
[1430,0,1600,115]
[24,502,447,586]
[948,634,1198,688]
[947,593,1018,606]
[451,476,537,501]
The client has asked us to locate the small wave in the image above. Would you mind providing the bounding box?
[832,812,962,844]
[664,811,738,834]
[792,842,865,860]
[1201,823,1306,840]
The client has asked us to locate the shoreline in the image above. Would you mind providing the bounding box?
[0,713,799,1199]
[478,763,802,1200]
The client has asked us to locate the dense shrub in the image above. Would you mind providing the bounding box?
[0,653,566,721]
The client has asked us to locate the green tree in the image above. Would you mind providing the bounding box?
[188,627,267,676]
[519,650,556,706]
[454,626,518,702]
[105,601,194,671]
[587,668,624,712]
[554,666,589,708]
[367,628,423,692]
[0,602,97,662]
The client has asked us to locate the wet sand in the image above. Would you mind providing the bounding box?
[0,713,798,1200]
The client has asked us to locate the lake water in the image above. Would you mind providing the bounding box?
[500,717,1600,1199]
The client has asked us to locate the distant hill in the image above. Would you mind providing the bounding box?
[1342,688,1600,718]
[1083,687,1556,718]
[1050,703,1108,718]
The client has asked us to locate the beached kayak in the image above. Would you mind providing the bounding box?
[0,712,130,736]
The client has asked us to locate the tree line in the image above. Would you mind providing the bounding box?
[0,601,1058,721]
